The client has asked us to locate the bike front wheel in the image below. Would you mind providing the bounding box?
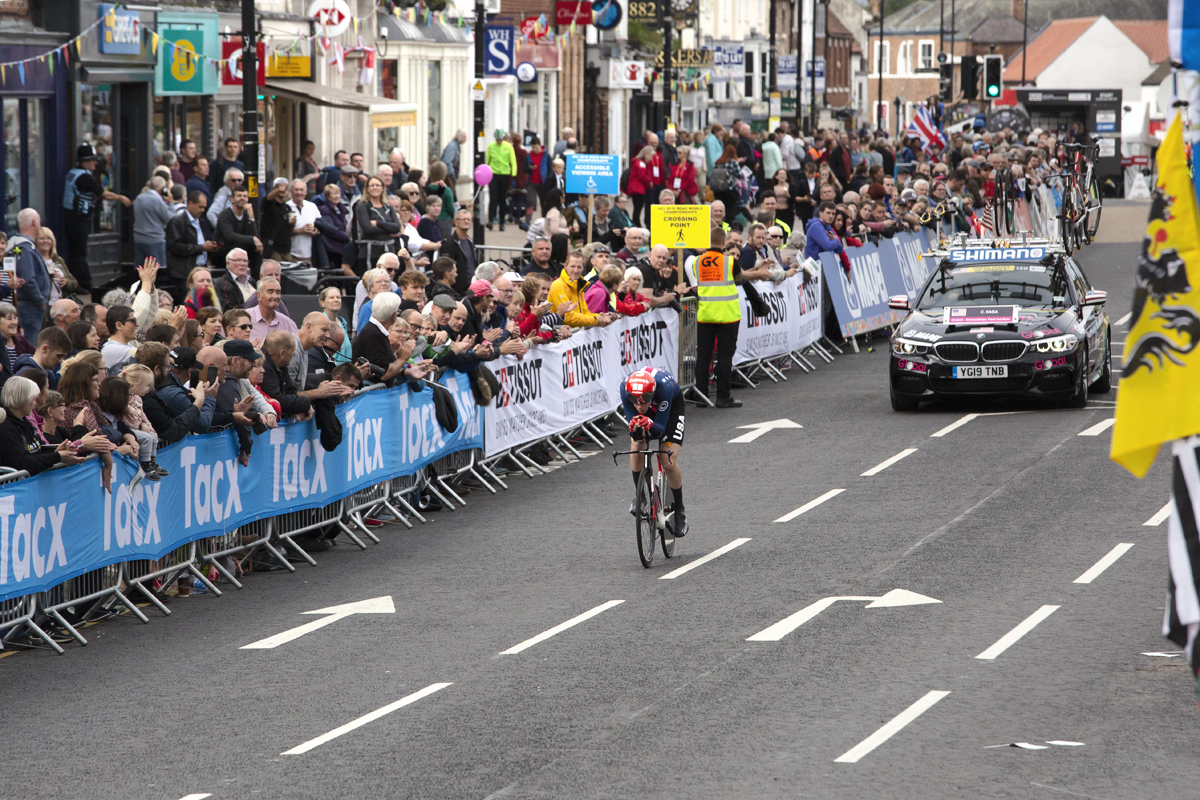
[635,469,656,568]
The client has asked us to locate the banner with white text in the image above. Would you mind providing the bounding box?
[0,373,484,602]
[484,308,679,456]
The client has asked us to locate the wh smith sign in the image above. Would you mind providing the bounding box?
[485,26,515,77]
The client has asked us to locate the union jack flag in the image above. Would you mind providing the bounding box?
[906,104,946,152]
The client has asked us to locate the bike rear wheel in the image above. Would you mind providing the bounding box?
[635,469,656,568]
[660,470,676,559]
[1085,174,1102,242]
[1058,194,1075,256]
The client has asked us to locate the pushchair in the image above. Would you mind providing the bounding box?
[506,186,528,227]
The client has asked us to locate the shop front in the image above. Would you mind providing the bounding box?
[153,11,219,163]
[0,38,69,235]
[48,0,158,286]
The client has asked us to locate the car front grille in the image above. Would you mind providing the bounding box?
[930,377,1030,394]
[933,342,979,362]
[981,340,1028,362]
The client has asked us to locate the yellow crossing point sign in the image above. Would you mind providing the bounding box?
[651,205,711,250]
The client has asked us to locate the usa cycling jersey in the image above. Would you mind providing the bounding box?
[620,368,683,440]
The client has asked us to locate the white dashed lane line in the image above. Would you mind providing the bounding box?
[282,683,452,755]
[861,448,918,476]
[659,538,751,580]
[1078,418,1116,436]
[976,606,1060,661]
[499,600,624,655]
[834,690,952,763]
[177,795,212,800]
[1073,543,1135,584]
[1145,502,1173,526]
[1115,312,1132,326]
[774,489,845,523]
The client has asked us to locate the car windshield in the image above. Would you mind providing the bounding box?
[916,262,1072,311]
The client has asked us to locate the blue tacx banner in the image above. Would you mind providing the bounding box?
[0,375,484,601]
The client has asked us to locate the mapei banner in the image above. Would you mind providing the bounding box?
[484,308,679,456]
[733,272,823,365]
[821,231,935,338]
[0,374,483,601]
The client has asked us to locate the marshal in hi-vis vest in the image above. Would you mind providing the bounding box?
[694,248,740,323]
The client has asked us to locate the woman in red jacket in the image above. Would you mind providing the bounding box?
[628,147,655,228]
[669,146,700,204]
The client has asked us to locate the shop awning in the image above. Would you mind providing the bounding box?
[263,79,376,110]
[378,14,472,44]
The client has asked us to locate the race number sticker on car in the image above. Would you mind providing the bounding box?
[943,305,1020,325]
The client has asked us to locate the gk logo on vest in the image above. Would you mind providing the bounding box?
[562,341,604,388]
[746,289,788,327]
[621,319,668,366]
[496,358,544,407]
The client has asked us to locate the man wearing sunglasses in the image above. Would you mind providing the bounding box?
[207,168,245,227]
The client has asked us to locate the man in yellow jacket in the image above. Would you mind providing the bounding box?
[486,129,517,231]
[549,251,617,328]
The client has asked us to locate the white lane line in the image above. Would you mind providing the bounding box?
[834,690,951,763]
[976,605,1060,660]
[1145,502,1173,526]
[774,489,845,523]
[1074,543,1135,584]
[1078,418,1116,436]
[747,596,877,641]
[1115,312,1132,326]
[931,413,979,438]
[861,448,918,476]
[500,600,624,655]
[660,538,751,580]
[177,795,212,800]
[282,682,451,755]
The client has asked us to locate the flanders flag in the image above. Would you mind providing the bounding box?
[1111,114,1200,477]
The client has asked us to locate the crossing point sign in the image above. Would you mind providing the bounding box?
[651,205,711,249]
[564,154,620,195]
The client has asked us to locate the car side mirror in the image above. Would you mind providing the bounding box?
[1083,290,1107,306]
[888,295,911,311]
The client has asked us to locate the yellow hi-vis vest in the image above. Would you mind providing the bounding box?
[694,249,740,323]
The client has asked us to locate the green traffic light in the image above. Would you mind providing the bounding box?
[988,86,999,97]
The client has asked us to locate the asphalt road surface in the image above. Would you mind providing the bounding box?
[3,203,1189,800]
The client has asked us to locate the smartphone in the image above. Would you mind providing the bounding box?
[190,368,200,387]
[205,365,219,385]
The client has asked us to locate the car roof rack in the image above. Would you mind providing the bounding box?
[922,232,1068,261]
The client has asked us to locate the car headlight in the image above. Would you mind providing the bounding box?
[1034,334,1079,353]
[892,338,929,355]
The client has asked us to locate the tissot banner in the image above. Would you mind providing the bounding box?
[484,308,679,456]
[0,375,484,601]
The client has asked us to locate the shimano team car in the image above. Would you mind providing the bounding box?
[887,238,1112,411]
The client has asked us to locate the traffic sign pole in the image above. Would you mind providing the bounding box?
[473,0,486,246]
[242,0,259,221]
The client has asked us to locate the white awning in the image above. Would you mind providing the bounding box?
[263,79,376,110]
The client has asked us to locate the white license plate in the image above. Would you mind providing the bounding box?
[953,365,1008,378]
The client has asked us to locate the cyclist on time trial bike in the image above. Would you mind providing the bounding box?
[621,367,688,536]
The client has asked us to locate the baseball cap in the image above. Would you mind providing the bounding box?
[224,339,262,361]
[468,280,494,298]
[170,347,198,370]
[431,294,457,311]
[273,177,289,187]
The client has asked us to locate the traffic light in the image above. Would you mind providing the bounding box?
[960,56,979,100]
[983,55,1003,99]
[939,63,954,102]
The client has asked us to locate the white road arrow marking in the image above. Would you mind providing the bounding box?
[747,589,941,641]
[241,596,396,650]
[728,418,803,443]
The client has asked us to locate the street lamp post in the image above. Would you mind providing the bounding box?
[241,0,259,220]
[877,1,884,133]
[473,0,486,245]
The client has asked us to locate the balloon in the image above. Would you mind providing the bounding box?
[474,164,494,186]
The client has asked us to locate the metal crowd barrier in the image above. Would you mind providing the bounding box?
[0,296,843,655]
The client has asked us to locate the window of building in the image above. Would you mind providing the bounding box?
[919,40,935,70]
[745,50,755,98]
[428,61,442,167]
[815,6,826,37]
[896,41,909,74]
[79,84,117,233]
[2,98,47,232]
[873,41,890,75]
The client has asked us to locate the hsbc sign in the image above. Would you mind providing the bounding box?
[308,0,351,37]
